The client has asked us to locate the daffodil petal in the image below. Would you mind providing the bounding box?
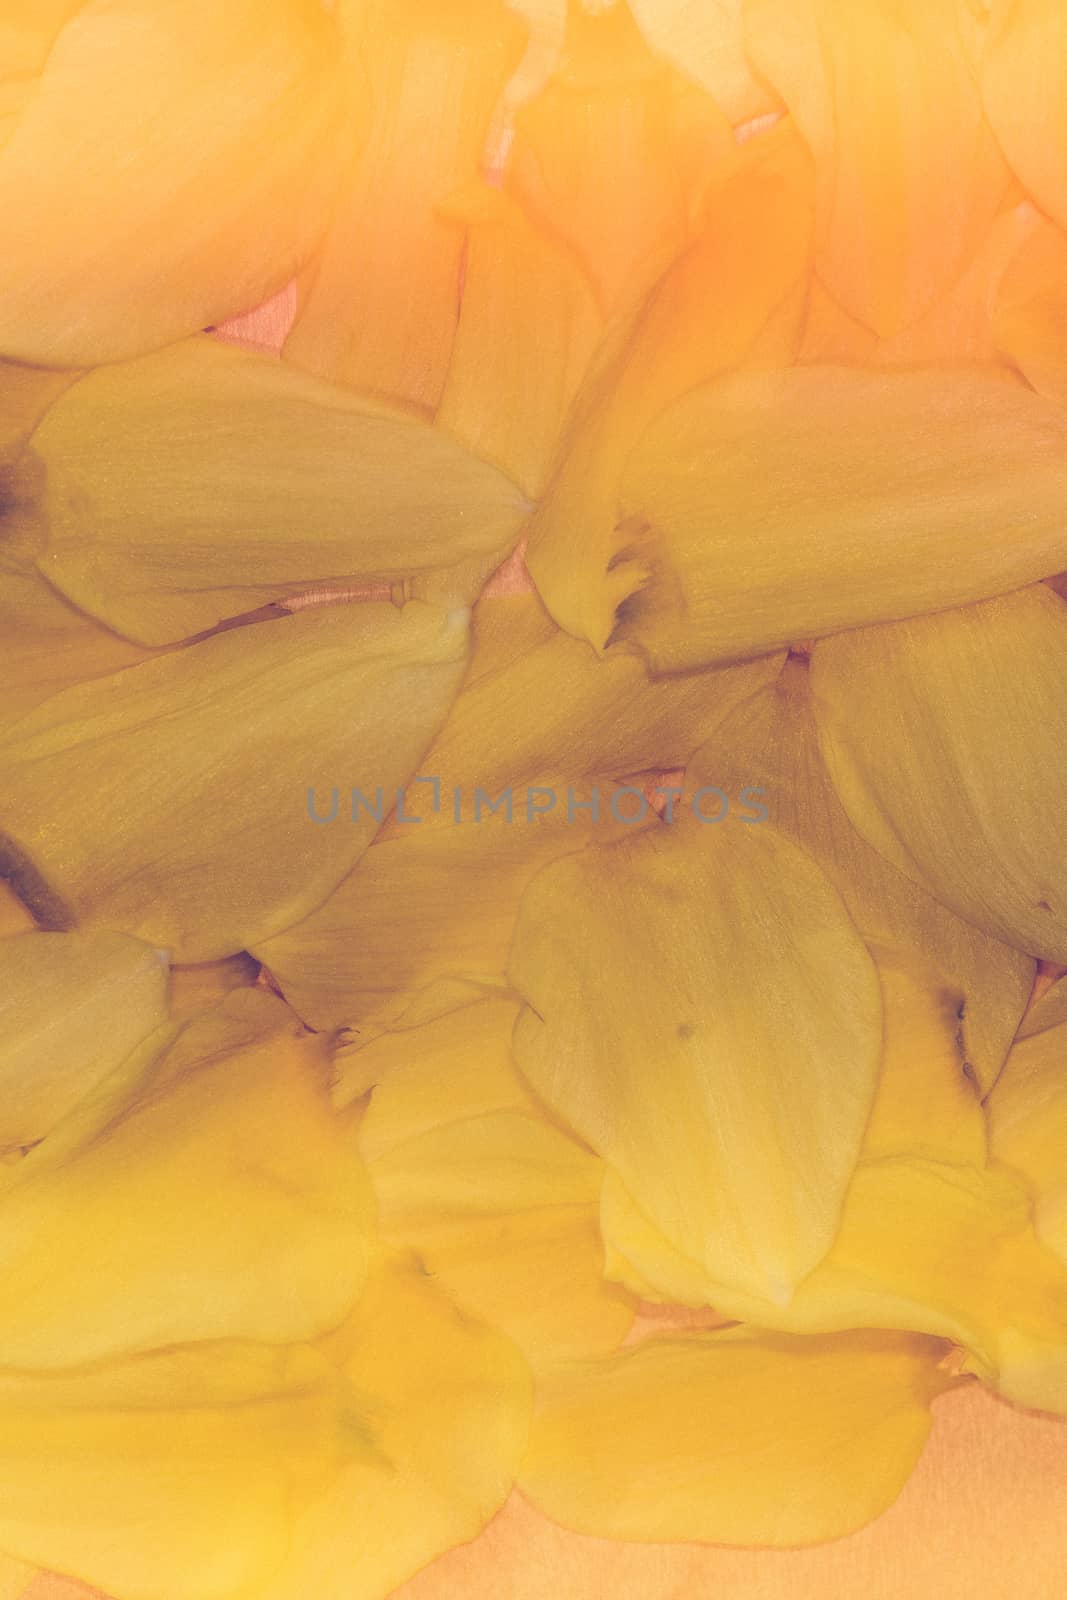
[520,1327,954,1544]
[746,0,1007,335]
[258,1252,531,1600]
[0,1340,356,1600]
[509,818,883,1303]
[0,930,169,1154]
[702,656,1033,1089]
[988,1013,1067,1267]
[30,337,527,647]
[525,121,812,650]
[284,0,526,408]
[982,0,1067,231]
[810,586,1067,962]
[0,0,350,367]
[0,1556,33,1600]
[614,367,1067,668]
[628,0,778,123]
[167,952,261,1020]
[0,600,469,961]
[995,215,1067,404]
[0,991,373,1366]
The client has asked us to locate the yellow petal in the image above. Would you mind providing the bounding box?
[0,1340,356,1600]
[702,655,1033,1090]
[0,0,350,367]
[0,882,34,938]
[0,1556,33,1600]
[520,1326,954,1543]
[987,1010,1067,1266]
[167,952,261,1020]
[436,184,603,498]
[356,1001,634,1361]
[0,600,469,960]
[0,991,373,1366]
[628,0,778,123]
[509,818,883,1303]
[982,0,1067,231]
[0,930,169,1155]
[810,585,1067,962]
[995,214,1067,404]
[524,121,813,648]
[284,0,526,408]
[614,367,1067,669]
[30,337,527,646]
[506,3,737,318]
[747,0,1008,335]
[258,1252,531,1600]
[0,361,77,462]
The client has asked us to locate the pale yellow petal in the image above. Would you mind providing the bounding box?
[810,586,1067,962]
[0,990,373,1366]
[0,0,350,367]
[995,214,1067,404]
[614,367,1067,668]
[988,1013,1067,1266]
[167,952,261,1020]
[982,0,1067,230]
[520,1326,954,1544]
[0,600,469,961]
[0,1556,33,1600]
[702,656,1033,1090]
[31,338,527,646]
[509,818,883,1303]
[285,0,526,408]
[628,0,778,123]
[0,930,169,1154]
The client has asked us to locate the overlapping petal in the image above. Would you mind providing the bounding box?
[613,365,1067,669]
[810,585,1067,962]
[29,338,527,647]
[988,998,1067,1266]
[982,0,1067,231]
[0,0,351,367]
[0,601,469,961]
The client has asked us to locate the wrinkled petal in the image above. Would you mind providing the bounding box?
[507,4,737,318]
[525,120,812,650]
[509,817,883,1304]
[810,585,1067,962]
[436,184,603,497]
[0,990,373,1367]
[628,0,778,123]
[0,930,169,1154]
[284,0,526,408]
[168,952,261,1020]
[0,1340,358,1600]
[0,600,469,961]
[982,0,1067,231]
[614,366,1067,669]
[703,655,1033,1089]
[520,1326,955,1543]
[988,1008,1067,1266]
[258,1253,531,1600]
[357,1001,634,1361]
[0,0,350,367]
[995,213,1067,404]
[747,0,1008,335]
[30,337,527,647]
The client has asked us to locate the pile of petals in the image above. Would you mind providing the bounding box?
[2,1,1067,1596]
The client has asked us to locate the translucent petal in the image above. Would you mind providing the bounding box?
[506,4,737,318]
[747,0,1008,335]
[982,0,1067,231]
[0,600,469,961]
[995,215,1067,404]
[31,338,527,646]
[628,0,778,123]
[520,1327,954,1544]
[0,0,350,367]
[0,930,169,1154]
[614,367,1067,668]
[257,1253,532,1600]
[509,818,883,1304]
[436,184,603,497]
[0,1340,357,1600]
[810,586,1067,962]
[988,1012,1067,1266]
[357,1001,634,1361]
[0,991,373,1366]
[284,0,526,408]
[524,122,813,648]
[702,656,1033,1090]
